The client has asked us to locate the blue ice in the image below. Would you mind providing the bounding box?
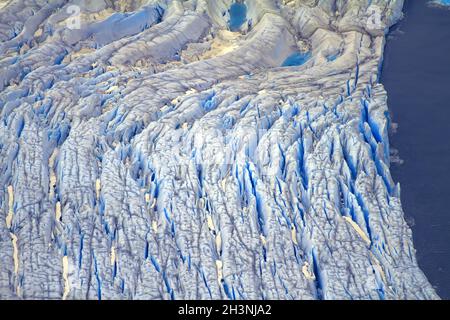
[281,52,311,67]
[229,2,247,32]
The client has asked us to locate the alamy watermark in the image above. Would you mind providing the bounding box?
[366,5,383,30]
[66,5,81,30]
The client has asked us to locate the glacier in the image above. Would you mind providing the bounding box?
[430,0,450,7]
[0,0,440,300]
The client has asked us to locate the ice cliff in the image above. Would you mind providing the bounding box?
[0,0,439,300]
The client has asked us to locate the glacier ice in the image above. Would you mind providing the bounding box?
[0,0,439,300]
[429,0,450,7]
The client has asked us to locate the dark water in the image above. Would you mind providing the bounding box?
[229,2,247,32]
[381,0,450,299]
